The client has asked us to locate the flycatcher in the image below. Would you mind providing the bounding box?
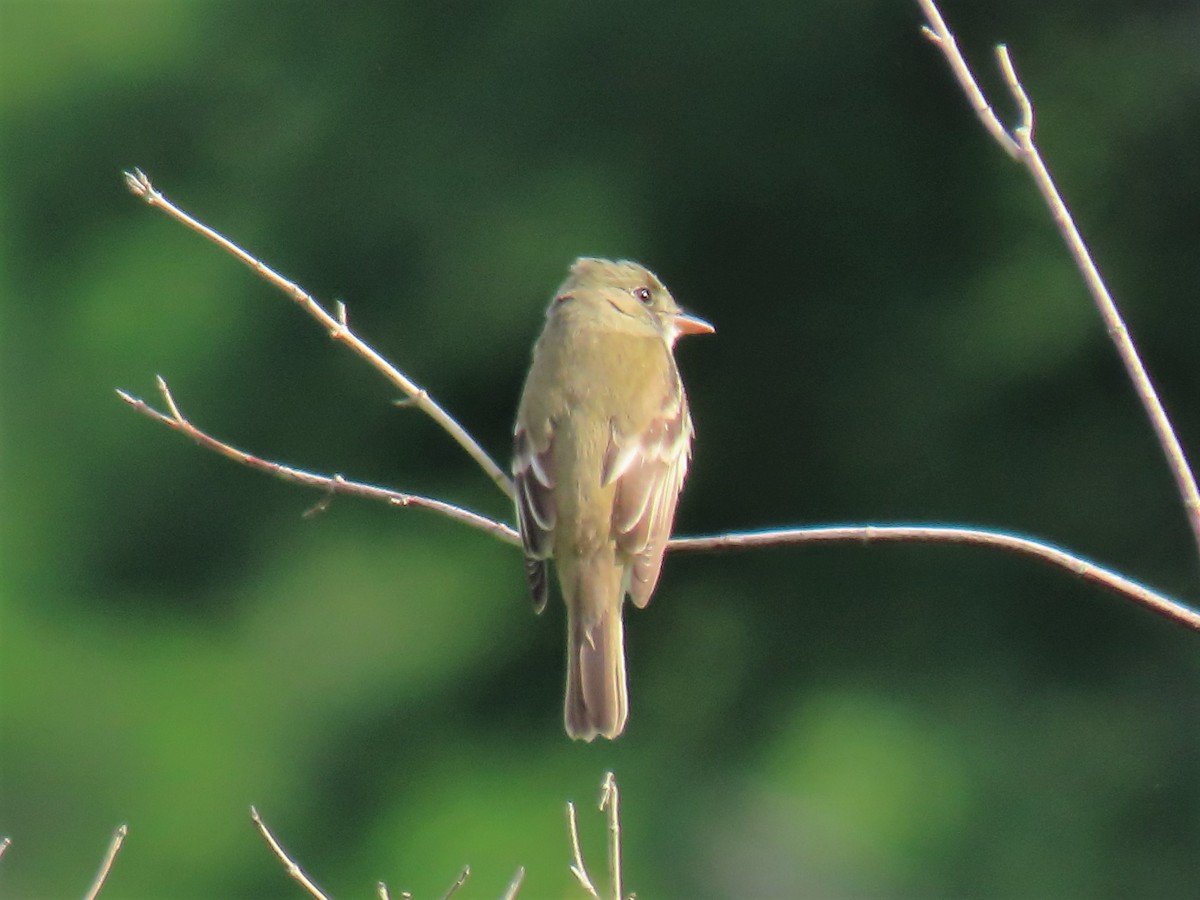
[513,257,713,741]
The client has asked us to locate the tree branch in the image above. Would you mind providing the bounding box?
[118,373,1200,631]
[917,3,1021,159]
[917,0,1200,564]
[117,378,520,546]
[123,169,514,501]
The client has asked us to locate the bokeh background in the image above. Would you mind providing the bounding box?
[3,1,1200,897]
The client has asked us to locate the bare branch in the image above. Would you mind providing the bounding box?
[917,1,1020,159]
[567,774,629,900]
[672,526,1200,631]
[116,380,520,547]
[0,837,10,862]
[118,377,1198,631]
[250,806,330,900]
[917,0,1200,567]
[121,165,1200,635]
[566,801,600,898]
[122,169,514,501]
[83,824,127,900]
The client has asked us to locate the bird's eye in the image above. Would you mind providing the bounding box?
[633,287,653,304]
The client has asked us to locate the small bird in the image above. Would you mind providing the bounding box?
[513,257,713,741]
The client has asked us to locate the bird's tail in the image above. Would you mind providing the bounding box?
[564,561,628,741]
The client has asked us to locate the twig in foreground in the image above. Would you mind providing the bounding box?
[0,836,10,862]
[600,772,623,900]
[672,526,1200,631]
[122,168,514,502]
[917,0,1200,564]
[251,806,330,900]
[82,824,128,900]
[568,772,628,900]
[567,801,600,898]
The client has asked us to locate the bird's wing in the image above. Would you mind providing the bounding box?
[513,422,556,613]
[602,386,693,609]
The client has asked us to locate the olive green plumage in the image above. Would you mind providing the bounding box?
[513,258,712,740]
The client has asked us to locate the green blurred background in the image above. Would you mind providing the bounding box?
[3,0,1199,897]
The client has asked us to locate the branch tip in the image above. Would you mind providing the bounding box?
[251,806,330,900]
[123,168,153,199]
[439,865,470,900]
[83,824,129,900]
[995,44,1033,137]
[156,377,183,420]
[501,867,526,900]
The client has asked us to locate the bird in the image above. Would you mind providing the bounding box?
[512,257,713,740]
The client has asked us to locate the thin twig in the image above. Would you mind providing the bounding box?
[82,824,127,900]
[566,801,600,898]
[250,806,330,900]
[599,773,623,900]
[122,169,514,501]
[500,866,526,900]
[917,0,1200,566]
[377,882,391,900]
[672,526,1200,631]
[439,865,470,900]
[116,379,520,546]
[0,837,10,862]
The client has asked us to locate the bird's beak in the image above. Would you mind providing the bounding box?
[673,311,715,336]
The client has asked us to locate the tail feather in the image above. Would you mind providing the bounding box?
[564,564,628,741]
